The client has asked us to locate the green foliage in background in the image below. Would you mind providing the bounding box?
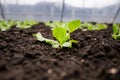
[0,19,16,31]
[0,19,38,31]
[80,22,108,31]
[16,20,38,29]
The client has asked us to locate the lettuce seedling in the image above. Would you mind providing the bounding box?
[0,19,16,31]
[16,20,38,29]
[52,27,78,48]
[34,20,80,48]
[112,24,120,39]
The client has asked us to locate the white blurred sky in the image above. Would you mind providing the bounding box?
[3,0,119,8]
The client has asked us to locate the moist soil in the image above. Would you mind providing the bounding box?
[0,22,120,80]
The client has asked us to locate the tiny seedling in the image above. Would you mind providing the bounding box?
[34,20,81,48]
[16,20,38,29]
[0,19,16,31]
[112,24,120,39]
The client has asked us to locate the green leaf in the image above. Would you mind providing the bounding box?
[87,24,95,30]
[61,41,72,48]
[0,20,15,31]
[23,20,38,25]
[34,32,46,41]
[45,21,65,28]
[81,22,108,31]
[112,24,119,34]
[112,24,120,39]
[67,20,81,33]
[70,40,78,43]
[45,39,59,48]
[112,33,120,40]
[96,23,108,30]
[112,34,117,39]
[81,22,94,30]
[52,27,70,44]
[61,40,78,48]
[16,20,38,29]
[34,32,60,48]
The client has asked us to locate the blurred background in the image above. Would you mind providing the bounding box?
[0,0,120,23]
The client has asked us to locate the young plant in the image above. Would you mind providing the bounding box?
[16,20,38,29]
[34,20,81,48]
[112,24,120,39]
[0,19,16,31]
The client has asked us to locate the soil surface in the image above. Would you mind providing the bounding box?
[0,22,120,80]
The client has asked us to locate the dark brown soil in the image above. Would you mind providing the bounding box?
[0,23,120,80]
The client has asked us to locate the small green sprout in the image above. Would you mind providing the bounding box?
[34,20,81,48]
[16,20,38,29]
[112,24,120,39]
